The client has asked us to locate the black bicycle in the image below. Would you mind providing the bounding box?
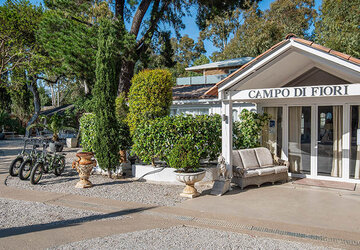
[18,139,48,180]
[30,149,65,185]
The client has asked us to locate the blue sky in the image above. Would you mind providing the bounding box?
[1,0,323,57]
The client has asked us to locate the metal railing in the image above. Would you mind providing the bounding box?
[176,74,229,85]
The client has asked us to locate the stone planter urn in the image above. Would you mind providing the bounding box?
[174,169,206,198]
[72,152,97,188]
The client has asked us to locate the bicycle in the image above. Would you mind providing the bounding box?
[30,149,65,185]
[9,139,30,176]
[18,138,45,180]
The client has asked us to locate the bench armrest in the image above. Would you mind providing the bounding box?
[273,155,290,168]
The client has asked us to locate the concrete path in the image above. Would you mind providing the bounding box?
[1,139,359,249]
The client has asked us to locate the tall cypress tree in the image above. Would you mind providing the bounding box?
[93,19,120,174]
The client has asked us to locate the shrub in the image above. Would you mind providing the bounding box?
[79,113,96,152]
[115,93,132,151]
[92,18,120,171]
[233,109,271,149]
[132,114,221,166]
[127,69,173,135]
[167,136,200,172]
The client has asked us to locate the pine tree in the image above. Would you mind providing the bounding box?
[93,18,120,174]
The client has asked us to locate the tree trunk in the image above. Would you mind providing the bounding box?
[25,76,41,137]
[117,60,135,95]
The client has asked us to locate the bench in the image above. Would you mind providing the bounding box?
[232,147,289,189]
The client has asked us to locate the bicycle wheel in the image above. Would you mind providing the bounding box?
[54,158,65,176]
[9,156,23,176]
[18,159,33,180]
[30,163,43,185]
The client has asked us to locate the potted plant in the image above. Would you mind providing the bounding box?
[28,114,76,151]
[168,137,205,198]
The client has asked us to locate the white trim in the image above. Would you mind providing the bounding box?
[218,39,360,93]
[291,40,360,72]
[342,104,351,180]
[290,173,360,184]
[218,42,293,92]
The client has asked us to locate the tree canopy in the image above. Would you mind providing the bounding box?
[315,0,360,58]
[211,0,316,60]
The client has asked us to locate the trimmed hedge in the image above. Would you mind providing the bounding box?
[127,69,173,135]
[79,113,96,152]
[132,114,221,167]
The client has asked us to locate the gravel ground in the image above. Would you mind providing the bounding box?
[51,225,337,250]
[4,143,212,207]
[0,198,126,229]
[5,167,211,207]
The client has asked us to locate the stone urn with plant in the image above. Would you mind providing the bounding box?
[168,137,205,198]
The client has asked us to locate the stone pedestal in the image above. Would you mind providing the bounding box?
[211,179,231,196]
[175,170,206,199]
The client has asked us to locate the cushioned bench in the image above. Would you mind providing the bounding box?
[232,147,289,189]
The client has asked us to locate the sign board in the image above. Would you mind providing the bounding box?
[230,84,360,101]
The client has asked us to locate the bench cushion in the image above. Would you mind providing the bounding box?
[232,150,244,169]
[243,169,259,178]
[238,149,260,170]
[255,147,274,168]
[256,167,275,176]
[272,165,288,174]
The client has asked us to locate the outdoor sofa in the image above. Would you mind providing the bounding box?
[232,147,290,189]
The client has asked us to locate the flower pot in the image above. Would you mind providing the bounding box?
[174,169,206,198]
[66,138,78,148]
[49,141,64,152]
[72,152,96,188]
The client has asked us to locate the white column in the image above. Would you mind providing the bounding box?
[221,91,233,177]
[342,104,350,180]
[282,105,289,160]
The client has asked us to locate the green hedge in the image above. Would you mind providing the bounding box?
[132,114,221,167]
[127,69,173,135]
[79,113,96,152]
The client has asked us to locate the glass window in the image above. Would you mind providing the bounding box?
[317,106,343,177]
[350,105,360,179]
[262,107,283,158]
[176,108,209,116]
[288,106,311,174]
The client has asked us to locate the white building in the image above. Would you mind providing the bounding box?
[171,57,254,120]
[205,34,360,184]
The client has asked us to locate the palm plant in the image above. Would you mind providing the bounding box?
[28,113,76,141]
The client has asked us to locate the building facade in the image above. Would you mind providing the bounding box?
[206,35,360,183]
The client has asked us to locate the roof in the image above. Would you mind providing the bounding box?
[40,104,74,116]
[204,34,360,96]
[185,57,254,72]
[172,84,217,100]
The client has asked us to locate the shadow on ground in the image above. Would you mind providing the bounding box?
[0,207,155,238]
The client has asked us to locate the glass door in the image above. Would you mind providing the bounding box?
[317,106,343,177]
[288,106,311,174]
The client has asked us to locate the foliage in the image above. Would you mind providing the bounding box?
[167,137,200,172]
[0,111,23,133]
[115,93,132,151]
[200,9,241,51]
[37,3,99,91]
[28,113,76,141]
[315,0,360,58]
[0,0,43,77]
[132,114,221,166]
[38,86,52,107]
[215,0,315,60]
[79,113,96,152]
[233,109,271,149]
[92,18,121,171]
[127,69,173,135]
